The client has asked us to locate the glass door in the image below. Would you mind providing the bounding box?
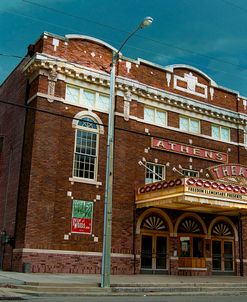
[224,241,233,272]
[156,236,167,269]
[212,240,234,272]
[141,235,152,269]
[141,234,167,272]
[212,240,221,271]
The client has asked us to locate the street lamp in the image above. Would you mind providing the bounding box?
[101,16,153,288]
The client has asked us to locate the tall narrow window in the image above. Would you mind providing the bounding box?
[73,117,99,180]
[83,90,95,108]
[66,86,80,104]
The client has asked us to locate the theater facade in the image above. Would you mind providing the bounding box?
[1,32,247,276]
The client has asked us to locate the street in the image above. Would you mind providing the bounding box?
[3,294,247,302]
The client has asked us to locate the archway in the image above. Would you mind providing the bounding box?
[209,217,236,274]
[176,213,207,269]
[138,209,172,274]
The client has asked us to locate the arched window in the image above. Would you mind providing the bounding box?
[212,221,233,237]
[178,217,203,234]
[73,116,99,180]
[141,215,167,231]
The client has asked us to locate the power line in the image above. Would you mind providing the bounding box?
[0,53,22,59]
[1,98,246,161]
[1,2,247,92]
[0,8,82,34]
[0,98,162,140]
[2,50,247,90]
[20,0,247,71]
[220,0,247,13]
[21,0,127,33]
[2,98,238,145]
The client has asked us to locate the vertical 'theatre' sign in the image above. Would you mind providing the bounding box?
[71,200,93,234]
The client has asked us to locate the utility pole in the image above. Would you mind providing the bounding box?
[101,16,153,288]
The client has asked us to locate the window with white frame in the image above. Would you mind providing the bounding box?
[182,169,199,177]
[180,116,200,134]
[73,116,99,180]
[145,163,165,183]
[211,124,230,142]
[65,85,110,112]
[144,107,166,127]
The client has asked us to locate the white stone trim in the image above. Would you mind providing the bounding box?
[65,77,110,95]
[174,73,208,98]
[13,248,134,258]
[72,110,104,134]
[24,54,247,126]
[166,64,217,86]
[26,91,244,147]
[30,32,243,97]
[27,92,64,104]
[69,177,102,186]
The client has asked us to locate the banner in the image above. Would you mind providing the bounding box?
[71,200,93,234]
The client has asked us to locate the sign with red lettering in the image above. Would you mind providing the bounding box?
[71,200,93,234]
[151,138,228,163]
[207,164,247,180]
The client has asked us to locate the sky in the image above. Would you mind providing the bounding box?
[1,0,247,96]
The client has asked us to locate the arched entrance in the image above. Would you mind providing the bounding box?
[140,212,170,274]
[209,218,236,274]
[175,213,207,269]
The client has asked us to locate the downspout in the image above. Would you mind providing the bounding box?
[236,98,243,276]
[133,191,137,275]
[0,139,13,270]
[3,143,13,229]
[238,214,244,276]
[236,96,240,164]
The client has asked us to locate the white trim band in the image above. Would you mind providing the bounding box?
[13,248,135,259]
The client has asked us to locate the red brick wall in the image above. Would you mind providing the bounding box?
[12,251,134,274]
[0,57,30,269]
[2,33,247,276]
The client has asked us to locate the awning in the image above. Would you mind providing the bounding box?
[135,178,247,215]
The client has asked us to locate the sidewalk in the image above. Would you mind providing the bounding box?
[0,271,247,298]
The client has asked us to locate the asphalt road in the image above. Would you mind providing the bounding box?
[5,294,247,302]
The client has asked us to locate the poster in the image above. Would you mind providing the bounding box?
[71,200,93,234]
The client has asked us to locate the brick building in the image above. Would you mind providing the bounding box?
[1,32,247,276]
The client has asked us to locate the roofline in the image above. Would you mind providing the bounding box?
[165,64,218,86]
[65,34,119,54]
[33,32,243,98]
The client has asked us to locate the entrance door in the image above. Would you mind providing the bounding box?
[212,240,234,273]
[141,234,167,273]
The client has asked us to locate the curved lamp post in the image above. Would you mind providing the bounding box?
[101,16,153,288]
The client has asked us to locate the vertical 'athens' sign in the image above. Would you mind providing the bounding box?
[71,200,93,234]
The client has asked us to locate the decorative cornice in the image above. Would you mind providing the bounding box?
[23,54,247,126]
